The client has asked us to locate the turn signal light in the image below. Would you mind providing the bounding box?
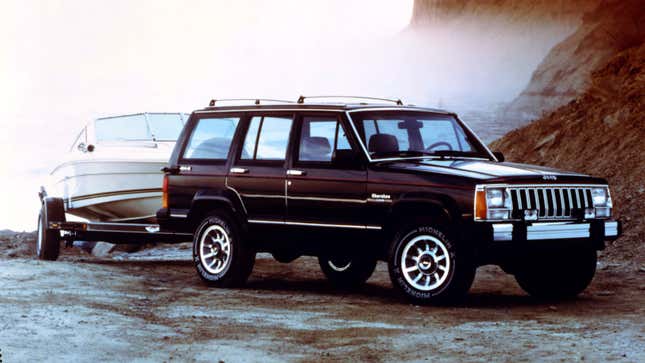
[475,190,487,220]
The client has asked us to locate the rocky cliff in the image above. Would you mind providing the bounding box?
[502,0,645,126]
[411,0,598,27]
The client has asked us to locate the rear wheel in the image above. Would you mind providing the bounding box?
[37,198,64,261]
[388,224,475,304]
[318,254,377,288]
[514,247,597,299]
[193,212,255,287]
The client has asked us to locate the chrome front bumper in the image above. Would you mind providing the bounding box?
[492,221,621,242]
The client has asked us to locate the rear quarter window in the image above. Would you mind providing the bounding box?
[183,117,241,159]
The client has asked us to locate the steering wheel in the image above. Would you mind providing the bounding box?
[425,141,453,152]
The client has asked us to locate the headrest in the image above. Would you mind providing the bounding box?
[301,136,331,161]
[368,134,399,154]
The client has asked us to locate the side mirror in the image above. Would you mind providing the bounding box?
[493,151,505,162]
[332,149,361,168]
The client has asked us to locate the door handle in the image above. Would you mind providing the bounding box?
[286,169,306,176]
[230,167,249,174]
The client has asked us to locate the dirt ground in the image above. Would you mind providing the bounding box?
[0,241,644,363]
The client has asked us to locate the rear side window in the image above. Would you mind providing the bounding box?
[241,116,293,161]
[183,117,240,159]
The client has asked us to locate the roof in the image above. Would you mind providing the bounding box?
[195,102,453,114]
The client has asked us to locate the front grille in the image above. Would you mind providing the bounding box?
[508,186,594,220]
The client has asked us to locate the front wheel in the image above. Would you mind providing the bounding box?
[318,254,377,288]
[514,247,597,299]
[388,225,475,304]
[193,212,255,287]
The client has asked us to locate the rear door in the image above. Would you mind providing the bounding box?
[227,113,294,222]
[285,113,368,227]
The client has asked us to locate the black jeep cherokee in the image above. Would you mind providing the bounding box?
[157,97,621,304]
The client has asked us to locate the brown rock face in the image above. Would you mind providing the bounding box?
[411,0,599,27]
[491,43,645,263]
[502,0,645,126]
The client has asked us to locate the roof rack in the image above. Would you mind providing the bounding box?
[208,98,294,107]
[297,95,403,106]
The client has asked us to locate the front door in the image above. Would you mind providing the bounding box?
[286,113,367,228]
[227,113,294,222]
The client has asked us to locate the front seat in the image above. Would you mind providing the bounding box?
[368,134,399,154]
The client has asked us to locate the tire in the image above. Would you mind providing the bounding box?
[192,212,255,287]
[37,198,64,261]
[514,247,597,299]
[318,254,377,288]
[388,224,475,304]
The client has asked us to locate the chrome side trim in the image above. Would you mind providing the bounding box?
[224,177,248,214]
[170,213,188,218]
[287,195,367,204]
[247,219,382,230]
[241,193,284,199]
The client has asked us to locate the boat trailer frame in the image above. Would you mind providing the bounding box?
[39,188,192,247]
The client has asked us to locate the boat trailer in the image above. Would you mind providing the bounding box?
[37,190,192,260]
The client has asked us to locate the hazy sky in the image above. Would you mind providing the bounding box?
[0,1,414,230]
[0,1,576,231]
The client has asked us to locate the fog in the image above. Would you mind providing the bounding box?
[0,1,574,230]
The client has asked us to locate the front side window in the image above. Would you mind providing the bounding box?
[350,111,489,160]
[241,116,293,161]
[298,116,351,162]
[183,117,240,159]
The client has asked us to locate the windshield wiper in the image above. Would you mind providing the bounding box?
[371,150,437,158]
[429,150,487,159]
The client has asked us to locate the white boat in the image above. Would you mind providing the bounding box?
[49,113,187,223]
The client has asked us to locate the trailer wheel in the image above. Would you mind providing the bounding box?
[193,211,255,287]
[37,198,65,261]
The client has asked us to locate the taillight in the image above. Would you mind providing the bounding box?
[162,174,169,209]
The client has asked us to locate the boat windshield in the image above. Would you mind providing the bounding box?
[95,113,186,142]
[349,110,491,160]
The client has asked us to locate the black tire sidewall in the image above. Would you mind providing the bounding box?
[192,212,253,287]
[515,247,597,299]
[37,200,62,261]
[318,254,377,287]
[389,226,460,301]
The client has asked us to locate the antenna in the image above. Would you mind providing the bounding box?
[208,98,294,107]
[297,95,403,105]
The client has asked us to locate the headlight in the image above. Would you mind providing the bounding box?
[591,187,608,206]
[486,188,505,208]
[591,186,613,218]
[475,186,512,221]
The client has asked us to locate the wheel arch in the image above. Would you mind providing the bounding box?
[385,194,463,240]
[188,190,246,232]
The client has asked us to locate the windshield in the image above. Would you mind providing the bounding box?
[95,113,186,142]
[349,110,490,160]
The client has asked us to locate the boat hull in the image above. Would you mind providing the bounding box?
[52,159,167,222]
